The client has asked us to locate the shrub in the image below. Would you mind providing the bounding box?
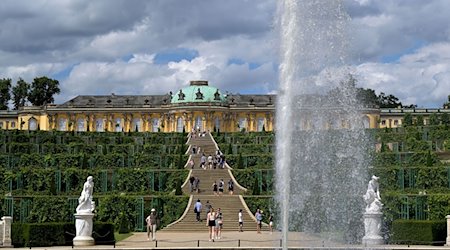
[391,220,446,245]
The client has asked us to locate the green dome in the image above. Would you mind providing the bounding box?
[171,81,226,104]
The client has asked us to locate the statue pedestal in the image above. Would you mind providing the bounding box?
[362,212,383,246]
[445,215,450,246]
[73,213,95,246]
[1,216,13,247]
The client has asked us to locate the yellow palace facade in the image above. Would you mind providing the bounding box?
[1,80,433,132]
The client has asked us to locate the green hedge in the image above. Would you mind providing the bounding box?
[391,220,446,245]
[11,222,115,247]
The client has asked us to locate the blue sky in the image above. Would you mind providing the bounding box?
[0,0,450,108]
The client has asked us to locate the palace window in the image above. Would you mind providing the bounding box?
[152,118,160,132]
[77,118,85,132]
[132,118,141,132]
[11,121,16,128]
[362,116,370,129]
[58,118,67,131]
[96,118,104,132]
[0,122,3,129]
[381,120,386,126]
[393,120,399,126]
[257,117,265,131]
[238,118,247,131]
[194,116,203,131]
[214,117,220,131]
[176,117,184,132]
[115,118,122,132]
[28,118,37,131]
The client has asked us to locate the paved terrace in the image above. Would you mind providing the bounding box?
[7,231,450,250]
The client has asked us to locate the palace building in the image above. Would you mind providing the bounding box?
[0,80,448,132]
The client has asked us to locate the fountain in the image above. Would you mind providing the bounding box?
[275,0,372,248]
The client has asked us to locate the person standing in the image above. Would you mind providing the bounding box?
[206,208,216,241]
[194,199,202,222]
[200,154,206,169]
[205,200,212,221]
[146,208,158,241]
[269,213,274,234]
[194,177,200,193]
[238,209,244,232]
[255,209,263,234]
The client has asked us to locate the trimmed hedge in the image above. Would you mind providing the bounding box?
[11,222,115,247]
[391,220,446,245]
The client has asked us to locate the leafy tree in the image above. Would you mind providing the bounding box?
[441,112,450,126]
[403,113,413,127]
[12,78,30,109]
[28,76,60,106]
[429,113,440,126]
[415,115,424,126]
[378,92,402,108]
[0,78,11,110]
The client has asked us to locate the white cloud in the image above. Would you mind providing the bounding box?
[357,43,450,107]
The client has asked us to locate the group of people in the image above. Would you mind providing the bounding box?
[190,128,208,139]
[195,151,226,170]
[194,199,224,241]
[212,179,234,195]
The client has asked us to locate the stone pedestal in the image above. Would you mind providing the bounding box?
[73,213,95,246]
[362,212,383,246]
[1,216,13,247]
[445,215,450,246]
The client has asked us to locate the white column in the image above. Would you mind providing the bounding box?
[446,215,450,246]
[1,216,13,247]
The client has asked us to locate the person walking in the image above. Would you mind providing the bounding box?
[194,177,200,193]
[146,208,158,241]
[238,209,244,232]
[212,181,218,196]
[218,179,224,195]
[194,199,202,222]
[189,175,195,193]
[206,208,216,241]
[228,179,234,195]
[200,154,206,169]
[215,208,223,239]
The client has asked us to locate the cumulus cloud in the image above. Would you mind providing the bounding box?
[0,0,449,108]
[357,43,450,107]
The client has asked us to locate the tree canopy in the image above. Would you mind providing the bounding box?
[28,76,60,106]
[0,78,11,110]
[12,78,30,110]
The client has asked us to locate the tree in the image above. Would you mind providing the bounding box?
[429,113,440,126]
[28,76,60,106]
[12,78,30,110]
[403,113,413,127]
[0,78,11,110]
[377,92,402,108]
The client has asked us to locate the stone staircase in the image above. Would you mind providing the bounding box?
[163,133,264,232]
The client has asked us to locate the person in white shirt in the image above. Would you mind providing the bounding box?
[238,209,244,232]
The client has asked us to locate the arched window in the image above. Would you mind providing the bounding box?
[176,117,184,132]
[132,118,141,132]
[362,116,370,129]
[214,117,220,132]
[152,118,160,132]
[29,118,37,131]
[96,118,104,132]
[58,118,67,131]
[238,118,247,131]
[257,117,265,131]
[77,118,85,132]
[0,122,3,129]
[115,118,122,132]
[194,116,203,131]
[11,121,16,128]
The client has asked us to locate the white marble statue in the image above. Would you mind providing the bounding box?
[363,175,383,213]
[76,176,95,213]
[74,176,95,246]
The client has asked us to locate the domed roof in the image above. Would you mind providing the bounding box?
[171,81,226,104]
